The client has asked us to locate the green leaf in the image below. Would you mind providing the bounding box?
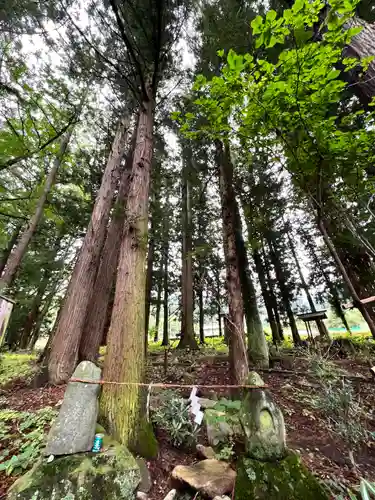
[326,69,340,80]
[266,10,277,22]
[292,0,305,13]
[217,49,224,58]
[251,15,263,35]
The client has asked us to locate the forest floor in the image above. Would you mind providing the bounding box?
[0,342,374,499]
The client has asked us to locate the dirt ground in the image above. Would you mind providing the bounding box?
[0,350,374,500]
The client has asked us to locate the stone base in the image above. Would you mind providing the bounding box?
[235,453,329,500]
[8,446,140,500]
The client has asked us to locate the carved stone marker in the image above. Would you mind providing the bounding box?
[44,361,101,456]
[239,371,286,461]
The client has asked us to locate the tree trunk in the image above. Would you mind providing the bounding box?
[267,237,301,344]
[198,288,205,344]
[234,204,268,367]
[100,96,154,449]
[28,282,59,351]
[48,114,130,383]
[262,244,284,341]
[79,129,134,363]
[218,309,222,337]
[318,218,375,338]
[178,149,198,349]
[301,228,352,333]
[286,228,329,338]
[343,17,375,106]
[154,270,163,342]
[253,246,281,344]
[145,207,156,351]
[161,203,169,347]
[216,140,248,385]
[0,132,72,291]
[0,222,22,276]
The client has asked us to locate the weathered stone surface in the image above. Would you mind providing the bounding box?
[8,445,141,500]
[136,458,152,493]
[171,459,236,498]
[235,453,329,499]
[163,490,176,500]
[44,361,101,456]
[239,372,286,461]
[136,492,148,500]
[196,444,216,459]
[205,409,242,447]
[198,398,217,409]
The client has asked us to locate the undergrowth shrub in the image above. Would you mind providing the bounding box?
[151,391,198,448]
[0,407,57,475]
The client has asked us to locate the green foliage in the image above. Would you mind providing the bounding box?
[0,353,36,386]
[0,407,57,475]
[214,442,235,461]
[151,391,198,448]
[324,477,375,499]
[315,381,370,461]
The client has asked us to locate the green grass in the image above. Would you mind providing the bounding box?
[0,352,36,386]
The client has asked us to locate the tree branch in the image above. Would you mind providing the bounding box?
[108,0,148,100]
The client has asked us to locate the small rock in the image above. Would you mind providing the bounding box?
[281,384,293,391]
[196,444,216,459]
[213,496,231,500]
[163,489,177,500]
[171,459,236,498]
[137,492,148,500]
[44,361,101,456]
[136,458,152,493]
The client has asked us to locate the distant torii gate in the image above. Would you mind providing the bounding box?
[297,310,328,342]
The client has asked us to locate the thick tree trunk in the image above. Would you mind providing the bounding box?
[0,222,22,276]
[48,114,130,383]
[100,96,154,449]
[234,204,268,367]
[178,150,198,349]
[79,132,134,363]
[253,246,281,344]
[0,132,72,291]
[267,237,301,344]
[286,228,329,338]
[343,18,375,106]
[216,140,248,385]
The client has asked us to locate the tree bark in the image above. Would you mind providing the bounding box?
[343,17,375,106]
[0,132,72,291]
[234,204,268,367]
[178,149,198,349]
[48,114,130,383]
[0,222,22,276]
[100,95,154,449]
[154,270,163,342]
[216,140,248,385]
[79,138,134,362]
[267,237,301,344]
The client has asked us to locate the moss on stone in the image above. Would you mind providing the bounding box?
[8,446,140,500]
[235,453,329,500]
[132,419,158,459]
